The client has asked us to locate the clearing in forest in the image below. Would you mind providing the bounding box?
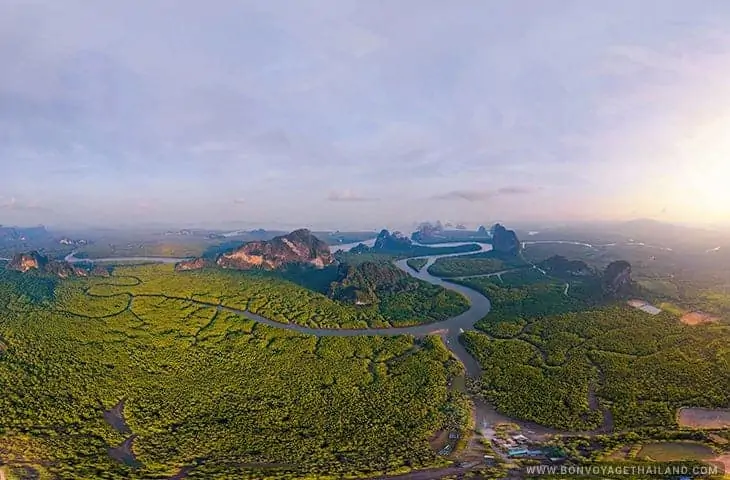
[678,408,730,429]
[637,442,714,462]
[680,311,721,325]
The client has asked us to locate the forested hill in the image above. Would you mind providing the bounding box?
[329,261,408,305]
[328,261,469,325]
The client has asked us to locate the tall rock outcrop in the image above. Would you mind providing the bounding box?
[187,229,333,271]
[411,222,443,243]
[602,260,632,296]
[373,229,412,251]
[6,251,108,278]
[8,251,48,272]
[491,224,521,255]
[174,257,210,272]
[217,228,332,270]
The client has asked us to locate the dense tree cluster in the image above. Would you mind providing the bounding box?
[326,262,468,325]
[454,270,596,329]
[0,269,57,304]
[460,272,730,431]
[538,255,592,278]
[86,264,467,329]
[406,258,427,272]
[0,268,464,478]
[352,240,480,258]
[428,251,527,278]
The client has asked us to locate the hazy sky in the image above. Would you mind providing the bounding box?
[3,1,730,230]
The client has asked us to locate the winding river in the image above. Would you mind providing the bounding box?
[67,240,614,443]
[230,244,491,377]
[62,238,673,377]
[66,243,493,376]
[0,237,685,477]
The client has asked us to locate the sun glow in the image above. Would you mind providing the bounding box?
[672,117,730,221]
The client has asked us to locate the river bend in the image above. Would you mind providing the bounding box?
[67,243,493,376]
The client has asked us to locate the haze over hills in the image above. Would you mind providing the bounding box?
[0,218,728,264]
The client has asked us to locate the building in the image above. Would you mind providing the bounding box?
[438,445,453,456]
[495,439,516,450]
[508,448,529,457]
[512,434,529,444]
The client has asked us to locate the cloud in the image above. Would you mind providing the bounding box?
[233,198,246,205]
[0,1,728,226]
[431,186,535,202]
[327,190,377,202]
[431,190,493,202]
[496,186,534,195]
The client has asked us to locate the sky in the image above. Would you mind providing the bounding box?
[3,0,730,230]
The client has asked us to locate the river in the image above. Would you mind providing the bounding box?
[65,252,186,264]
[60,237,669,377]
[66,240,602,443]
[66,242,492,376]
[218,245,493,377]
[329,238,377,252]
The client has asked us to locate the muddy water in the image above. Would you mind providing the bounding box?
[104,399,142,467]
[103,399,132,435]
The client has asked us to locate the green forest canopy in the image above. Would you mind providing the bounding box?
[460,273,730,431]
[0,267,469,479]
